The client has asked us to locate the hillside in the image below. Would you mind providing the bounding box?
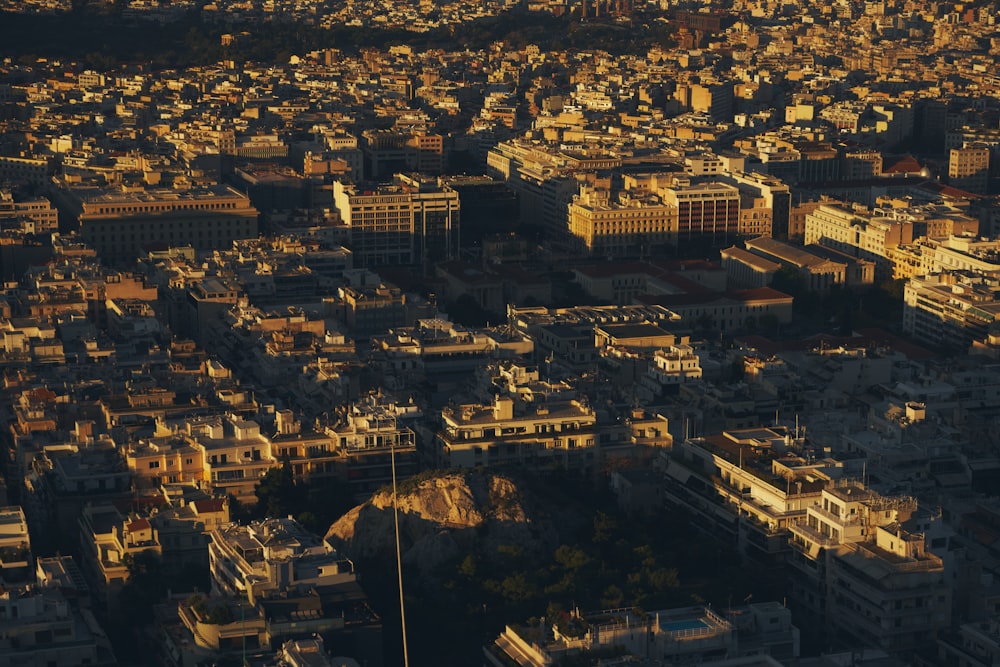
[325,470,568,573]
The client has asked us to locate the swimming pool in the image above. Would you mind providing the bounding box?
[660,618,709,633]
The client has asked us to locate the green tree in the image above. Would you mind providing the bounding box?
[458,554,478,579]
[255,456,301,518]
[554,545,591,571]
[500,572,538,605]
[600,584,625,608]
[770,266,806,297]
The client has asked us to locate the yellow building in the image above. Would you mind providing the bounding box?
[949,144,990,194]
[804,203,914,280]
[567,186,677,256]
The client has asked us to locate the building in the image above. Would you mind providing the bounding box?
[208,517,355,604]
[661,428,831,566]
[567,186,678,257]
[128,415,276,503]
[191,517,380,663]
[338,280,408,338]
[804,204,915,281]
[0,506,31,583]
[949,144,991,194]
[659,179,741,245]
[78,502,162,612]
[902,272,1000,351]
[372,317,533,379]
[486,602,799,667]
[55,183,259,263]
[637,286,794,331]
[486,139,618,238]
[788,482,950,655]
[721,245,782,288]
[435,394,669,471]
[0,191,58,233]
[333,176,460,267]
[0,557,116,667]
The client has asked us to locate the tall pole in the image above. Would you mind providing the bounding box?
[391,443,411,667]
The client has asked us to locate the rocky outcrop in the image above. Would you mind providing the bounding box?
[325,471,564,573]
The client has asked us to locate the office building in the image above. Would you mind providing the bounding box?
[56,183,258,264]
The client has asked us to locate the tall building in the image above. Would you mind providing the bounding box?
[486,139,619,239]
[333,175,460,267]
[361,129,444,179]
[949,144,991,194]
[658,179,740,245]
[720,171,792,240]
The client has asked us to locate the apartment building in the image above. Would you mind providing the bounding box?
[323,395,419,497]
[0,155,50,187]
[487,602,798,667]
[435,394,668,471]
[950,144,991,194]
[788,482,949,655]
[78,502,162,611]
[640,343,704,393]
[0,505,32,583]
[0,191,58,233]
[207,517,355,604]
[928,235,1000,275]
[662,428,831,567]
[127,415,276,503]
[372,317,533,378]
[902,272,1000,351]
[0,557,116,667]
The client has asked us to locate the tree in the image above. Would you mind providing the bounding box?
[592,511,617,544]
[254,455,301,518]
[770,266,806,297]
[119,551,168,624]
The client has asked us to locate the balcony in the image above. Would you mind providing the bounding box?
[790,522,837,554]
[809,503,861,527]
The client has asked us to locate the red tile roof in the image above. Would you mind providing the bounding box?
[193,498,227,514]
